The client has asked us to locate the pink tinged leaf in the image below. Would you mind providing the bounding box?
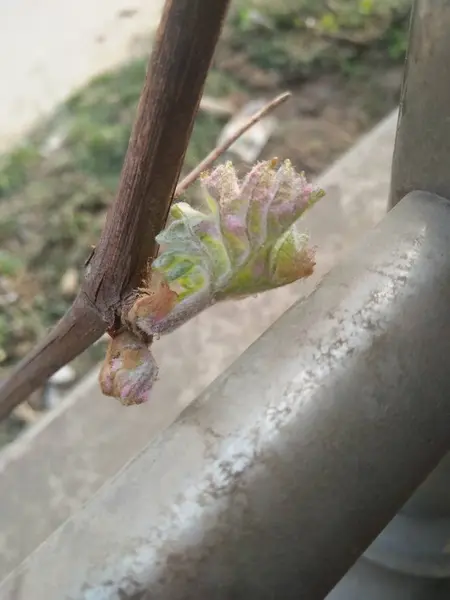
[190,218,232,288]
[149,288,212,335]
[99,332,159,406]
[265,161,321,241]
[158,201,230,289]
[201,163,250,268]
[128,266,212,337]
[269,227,316,286]
[201,161,240,214]
[136,159,324,340]
[127,270,179,336]
[241,161,276,249]
[141,265,212,335]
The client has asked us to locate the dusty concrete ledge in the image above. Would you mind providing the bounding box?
[0,0,164,152]
[0,109,397,584]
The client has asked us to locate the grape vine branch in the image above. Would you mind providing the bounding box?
[0,0,297,418]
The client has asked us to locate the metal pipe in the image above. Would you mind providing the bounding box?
[390,0,450,208]
[359,455,450,582]
[3,191,450,600]
[349,1,450,591]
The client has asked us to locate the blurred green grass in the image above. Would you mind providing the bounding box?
[229,0,410,78]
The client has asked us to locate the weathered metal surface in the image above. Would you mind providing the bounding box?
[2,191,450,599]
[358,0,450,585]
[390,0,450,207]
[327,558,450,600]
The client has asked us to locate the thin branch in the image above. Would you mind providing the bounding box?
[175,92,291,197]
[0,0,231,419]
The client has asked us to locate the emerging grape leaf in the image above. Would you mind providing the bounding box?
[100,158,325,405]
[129,158,324,337]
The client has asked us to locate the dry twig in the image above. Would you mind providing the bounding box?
[175,92,291,196]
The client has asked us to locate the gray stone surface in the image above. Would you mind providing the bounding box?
[0,110,397,585]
